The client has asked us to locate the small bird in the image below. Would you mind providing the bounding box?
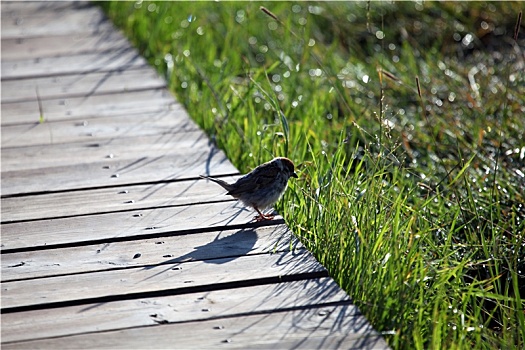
[201,157,298,221]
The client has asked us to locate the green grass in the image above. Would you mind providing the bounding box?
[100,1,525,348]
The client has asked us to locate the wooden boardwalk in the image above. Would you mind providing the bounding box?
[1,2,389,349]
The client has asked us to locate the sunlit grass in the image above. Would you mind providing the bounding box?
[100,2,524,348]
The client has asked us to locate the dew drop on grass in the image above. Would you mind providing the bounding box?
[235,10,245,24]
[268,21,278,31]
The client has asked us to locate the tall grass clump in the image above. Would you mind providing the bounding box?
[101,2,524,348]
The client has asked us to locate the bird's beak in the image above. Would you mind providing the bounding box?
[292,172,298,178]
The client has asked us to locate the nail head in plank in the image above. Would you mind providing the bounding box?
[1,30,130,60]
[1,225,295,281]
[1,109,199,149]
[1,201,276,251]
[1,4,112,40]
[1,89,176,126]
[1,49,147,80]
[0,278,353,343]
[1,68,166,103]
[2,175,240,222]
[1,250,326,310]
[2,305,389,350]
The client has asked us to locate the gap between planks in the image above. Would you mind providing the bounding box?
[1,249,328,311]
[2,175,241,222]
[1,109,200,148]
[1,224,297,281]
[0,278,354,344]
[1,304,387,350]
[1,67,167,103]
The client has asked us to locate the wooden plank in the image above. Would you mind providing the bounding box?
[1,30,129,60]
[1,1,92,18]
[1,175,240,222]
[0,201,276,251]
[1,249,325,310]
[0,278,353,343]
[1,88,176,125]
[1,3,112,39]
[0,149,236,196]
[1,48,147,80]
[2,130,224,172]
[1,224,294,281]
[2,305,389,350]
[1,130,238,195]
[1,68,166,103]
[1,109,199,148]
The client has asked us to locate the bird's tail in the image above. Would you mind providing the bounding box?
[199,175,234,192]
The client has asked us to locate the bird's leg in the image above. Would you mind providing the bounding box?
[254,207,274,221]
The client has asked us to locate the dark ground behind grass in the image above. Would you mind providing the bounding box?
[100,2,524,348]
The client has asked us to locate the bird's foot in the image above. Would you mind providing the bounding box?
[254,210,274,221]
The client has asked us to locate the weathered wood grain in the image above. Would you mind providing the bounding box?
[1,109,199,148]
[1,48,146,80]
[1,89,175,125]
[2,130,213,172]
[1,3,110,39]
[0,151,236,196]
[1,68,166,103]
[0,201,277,251]
[1,131,237,195]
[1,249,325,310]
[2,305,389,350]
[1,1,93,18]
[1,278,353,343]
[1,30,129,60]
[1,224,294,281]
[2,175,240,222]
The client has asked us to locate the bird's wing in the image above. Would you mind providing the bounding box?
[227,161,280,196]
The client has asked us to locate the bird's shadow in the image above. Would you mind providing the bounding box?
[140,228,258,281]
